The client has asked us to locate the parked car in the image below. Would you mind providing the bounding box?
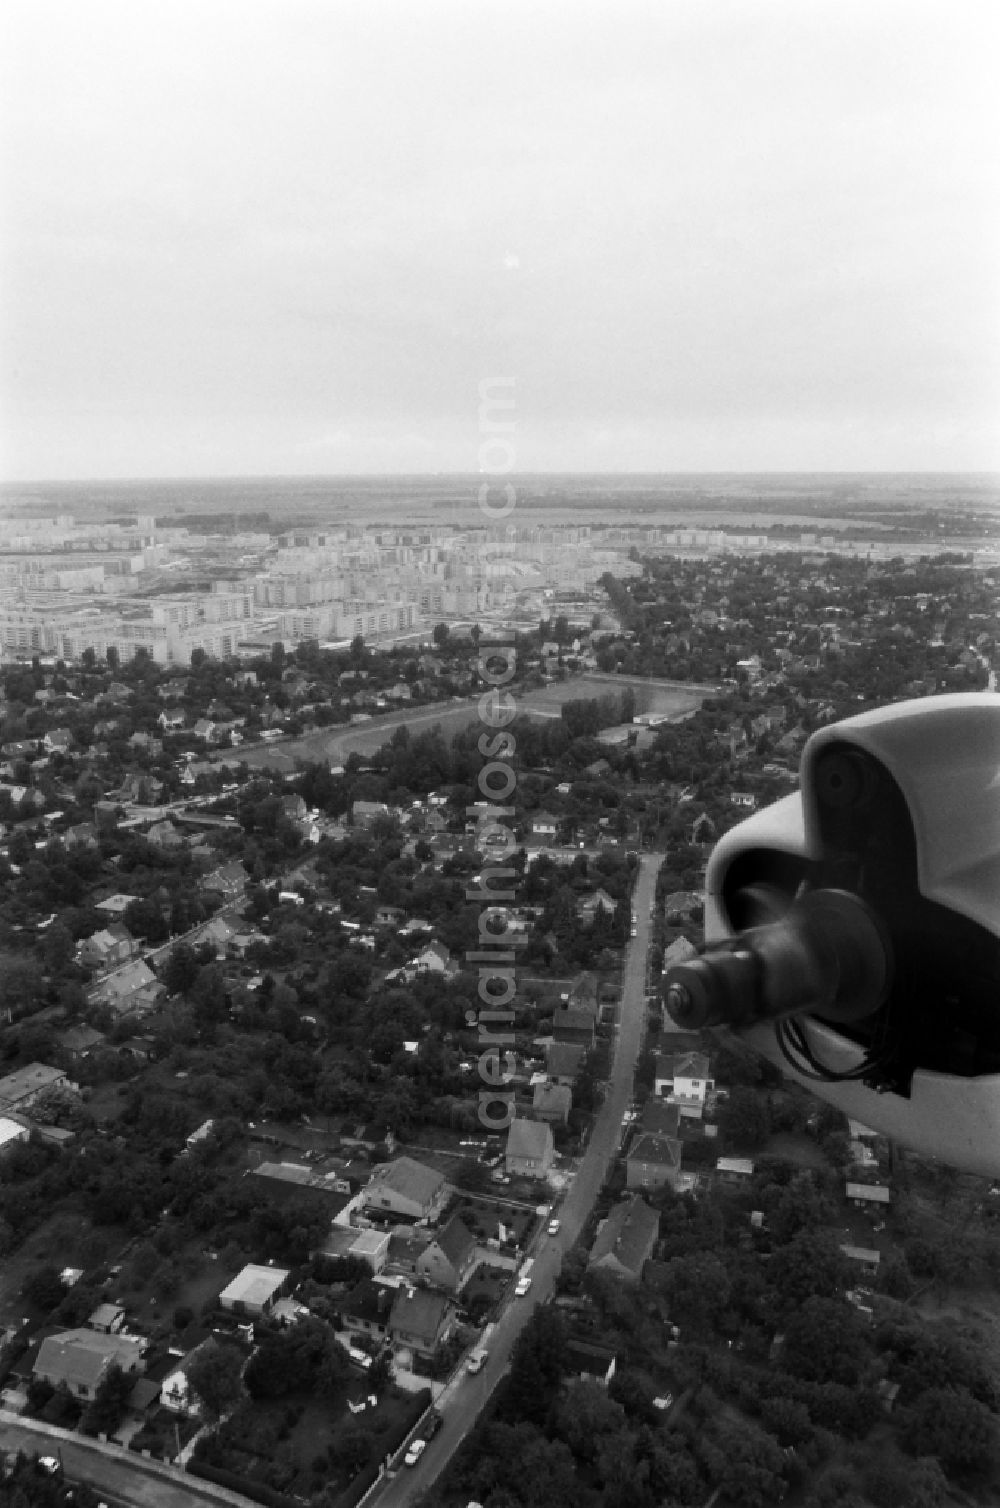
[514,1277,532,1296]
[404,1439,426,1467]
[547,1218,561,1235]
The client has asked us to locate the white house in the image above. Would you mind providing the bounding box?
[653,1051,714,1120]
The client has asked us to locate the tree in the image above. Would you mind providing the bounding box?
[502,1307,568,1424]
[42,920,75,974]
[23,1265,67,1313]
[768,1230,850,1315]
[783,1297,871,1387]
[902,1386,997,1476]
[432,622,450,647]
[862,1455,950,1508]
[82,1362,133,1435]
[551,1379,627,1463]
[698,1415,786,1508]
[719,1084,771,1148]
[655,1250,731,1337]
[106,646,119,670]
[185,1340,246,1422]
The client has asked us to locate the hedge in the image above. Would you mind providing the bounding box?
[186,1457,301,1508]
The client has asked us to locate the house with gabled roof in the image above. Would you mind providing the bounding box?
[363,1156,450,1223]
[552,1008,595,1048]
[77,924,137,972]
[340,1278,394,1342]
[89,959,164,1017]
[654,1050,714,1119]
[200,860,248,900]
[587,1197,659,1284]
[505,1118,554,1177]
[34,1328,145,1397]
[410,939,455,976]
[577,889,617,927]
[64,821,99,849]
[146,819,185,851]
[352,799,390,829]
[388,1286,456,1360]
[415,1213,479,1293]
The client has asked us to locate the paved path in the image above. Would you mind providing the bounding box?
[369,852,663,1506]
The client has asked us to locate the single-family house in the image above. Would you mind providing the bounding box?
[626,1131,686,1192]
[340,1279,394,1342]
[663,891,704,924]
[200,860,249,900]
[61,1025,106,1061]
[638,1099,681,1138]
[89,959,164,1017]
[532,1081,572,1125]
[161,1338,236,1416]
[530,812,559,839]
[0,1063,69,1115]
[146,820,185,851]
[0,1118,30,1157]
[388,1287,456,1360]
[219,1263,290,1318]
[415,1213,479,1293]
[43,728,74,755]
[545,1041,586,1086]
[410,940,455,976]
[77,924,137,972]
[363,1156,450,1223]
[352,799,390,829]
[654,1051,714,1119]
[587,1197,659,1284]
[552,1009,595,1048]
[158,709,186,732]
[565,1336,617,1387]
[95,893,139,918]
[505,1118,554,1178]
[63,821,99,850]
[577,889,617,927]
[33,1329,145,1398]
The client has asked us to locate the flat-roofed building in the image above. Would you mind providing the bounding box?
[218,1263,290,1318]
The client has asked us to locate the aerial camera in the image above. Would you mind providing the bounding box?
[662,693,1000,1176]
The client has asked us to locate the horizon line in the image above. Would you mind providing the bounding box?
[3,467,999,488]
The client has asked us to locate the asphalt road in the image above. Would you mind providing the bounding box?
[373,852,663,1508]
[0,1415,240,1508]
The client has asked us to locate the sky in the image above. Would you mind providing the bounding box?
[1,0,998,480]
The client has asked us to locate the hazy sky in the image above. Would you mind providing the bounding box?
[2,0,998,479]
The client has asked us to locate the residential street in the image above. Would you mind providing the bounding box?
[372,851,663,1507]
[0,1411,247,1508]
